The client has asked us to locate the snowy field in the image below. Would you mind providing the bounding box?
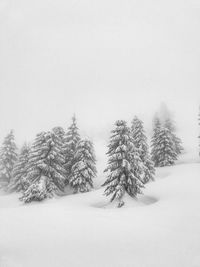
[0,150,200,267]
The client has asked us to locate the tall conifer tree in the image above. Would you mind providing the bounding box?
[102,120,144,208]
[131,116,155,183]
[151,117,162,166]
[20,131,66,202]
[63,115,80,183]
[151,125,177,167]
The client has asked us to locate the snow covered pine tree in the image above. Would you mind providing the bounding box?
[151,117,162,166]
[20,131,66,203]
[151,123,177,167]
[131,116,155,183]
[0,130,17,188]
[70,139,97,193]
[63,115,80,185]
[102,120,144,208]
[9,143,30,192]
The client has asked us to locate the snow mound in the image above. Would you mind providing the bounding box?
[92,194,158,209]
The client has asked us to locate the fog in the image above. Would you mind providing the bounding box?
[0,0,200,158]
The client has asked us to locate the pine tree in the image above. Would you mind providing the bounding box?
[70,139,97,193]
[0,130,17,187]
[9,143,30,192]
[152,126,177,167]
[20,131,66,203]
[102,120,144,208]
[164,118,183,155]
[131,116,155,183]
[151,117,162,166]
[63,115,81,183]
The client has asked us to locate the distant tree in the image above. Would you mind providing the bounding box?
[131,116,155,183]
[164,118,183,155]
[20,131,66,203]
[102,120,144,208]
[0,130,17,187]
[157,102,173,124]
[63,115,81,183]
[70,139,97,193]
[9,143,30,192]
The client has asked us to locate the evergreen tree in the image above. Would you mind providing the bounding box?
[63,115,80,183]
[52,127,66,166]
[9,143,30,192]
[151,117,162,166]
[20,131,66,203]
[131,116,155,183]
[0,130,17,187]
[164,118,183,155]
[102,120,144,208]
[152,126,177,167]
[70,139,97,193]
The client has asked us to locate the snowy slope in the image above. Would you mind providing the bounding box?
[0,153,200,267]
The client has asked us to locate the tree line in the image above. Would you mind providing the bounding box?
[0,111,186,207]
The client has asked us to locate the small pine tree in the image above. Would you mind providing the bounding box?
[0,130,17,187]
[63,115,81,183]
[152,126,177,167]
[20,131,66,203]
[102,120,144,208]
[131,116,155,183]
[9,143,30,192]
[70,139,97,193]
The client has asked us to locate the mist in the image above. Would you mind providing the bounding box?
[0,0,200,162]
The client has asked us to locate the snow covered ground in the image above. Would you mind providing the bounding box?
[0,151,200,267]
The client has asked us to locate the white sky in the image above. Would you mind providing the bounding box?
[0,0,200,152]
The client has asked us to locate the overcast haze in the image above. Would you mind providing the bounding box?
[0,0,200,151]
